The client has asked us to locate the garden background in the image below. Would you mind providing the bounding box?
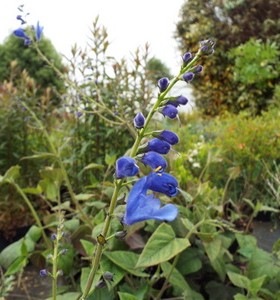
[0,0,280,299]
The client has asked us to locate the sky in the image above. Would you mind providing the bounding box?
[0,0,186,74]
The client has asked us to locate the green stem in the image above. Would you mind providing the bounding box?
[80,180,122,299]
[12,182,51,248]
[52,239,58,300]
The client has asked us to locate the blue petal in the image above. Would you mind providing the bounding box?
[35,21,43,41]
[124,191,178,225]
[116,156,139,179]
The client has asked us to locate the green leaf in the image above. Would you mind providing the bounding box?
[80,239,95,256]
[249,275,267,296]
[100,255,125,288]
[236,233,257,259]
[64,219,80,232]
[118,292,139,300]
[0,240,22,269]
[45,292,81,300]
[234,294,248,300]
[105,153,117,166]
[104,251,148,277]
[5,256,27,275]
[227,271,250,290]
[161,262,203,299]
[136,223,190,268]
[177,248,202,275]
[83,163,104,171]
[2,165,21,182]
[75,193,95,201]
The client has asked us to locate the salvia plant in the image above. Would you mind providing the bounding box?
[6,4,280,300]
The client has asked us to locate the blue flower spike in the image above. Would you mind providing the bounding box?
[140,151,167,172]
[123,176,178,225]
[160,105,178,119]
[115,157,139,179]
[133,112,145,129]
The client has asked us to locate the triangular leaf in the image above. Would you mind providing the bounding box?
[136,223,190,268]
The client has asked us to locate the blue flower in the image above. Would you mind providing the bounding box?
[175,95,188,106]
[146,172,178,197]
[182,52,192,64]
[140,151,167,171]
[154,130,179,145]
[35,21,43,41]
[13,28,31,45]
[147,138,171,154]
[133,112,145,129]
[115,157,139,179]
[158,77,170,92]
[193,65,203,74]
[182,72,195,83]
[123,176,178,225]
[160,105,178,119]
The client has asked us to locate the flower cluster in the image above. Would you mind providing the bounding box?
[114,41,214,226]
[13,6,43,45]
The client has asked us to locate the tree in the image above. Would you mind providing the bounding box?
[175,0,280,115]
[0,35,66,105]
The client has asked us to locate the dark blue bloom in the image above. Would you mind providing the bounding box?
[146,172,178,197]
[182,52,192,64]
[123,176,178,225]
[158,77,170,92]
[116,157,139,179]
[199,39,215,56]
[193,65,203,74]
[147,138,171,154]
[154,130,179,145]
[13,28,31,45]
[133,112,145,129]
[176,95,188,106]
[182,72,195,83]
[35,21,43,41]
[39,269,48,277]
[140,151,167,171]
[160,105,178,119]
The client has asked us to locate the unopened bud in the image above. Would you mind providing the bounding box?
[115,230,127,240]
[103,271,114,281]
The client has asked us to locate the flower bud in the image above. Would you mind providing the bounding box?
[103,271,114,281]
[147,172,178,197]
[39,269,48,277]
[115,157,139,179]
[50,233,57,241]
[133,112,145,129]
[147,138,171,154]
[182,52,192,64]
[96,279,106,288]
[153,130,179,145]
[160,105,178,119]
[59,248,68,255]
[140,151,167,171]
[193,65,203,74]
[182,72,195,83]
[158,77,170,92]
[176,95,188,106]
[199,39,215,56]
[115,230,127,240]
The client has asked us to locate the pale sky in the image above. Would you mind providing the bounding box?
[1,0,186,74]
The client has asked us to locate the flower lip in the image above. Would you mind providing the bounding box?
[123,176,178,225]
